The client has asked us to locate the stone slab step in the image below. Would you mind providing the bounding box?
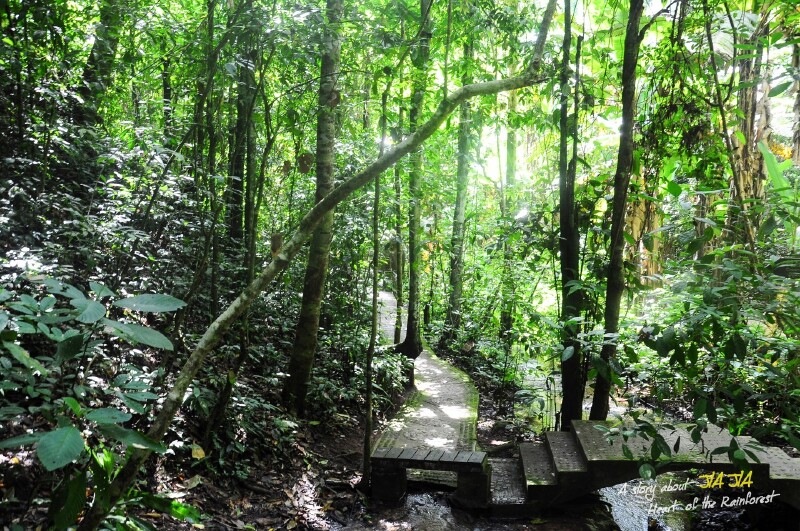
[571,420,777,489]
[488,458,534,518]
[572,420,765,466]
[490,458,526,505]
[545,431,588,482]
[520,442,557,489]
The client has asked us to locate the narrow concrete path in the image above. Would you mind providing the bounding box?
[374,292,479,453]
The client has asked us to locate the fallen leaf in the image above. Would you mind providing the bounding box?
[183,475,203,489]
[191,445,206,459]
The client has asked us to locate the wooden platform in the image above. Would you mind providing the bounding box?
[371,447,490,508]
[371,447,487,472]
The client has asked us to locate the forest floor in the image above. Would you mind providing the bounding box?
[124,292,616,530]
[0,292,617,530]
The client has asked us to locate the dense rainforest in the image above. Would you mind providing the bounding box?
[1,0,800,528]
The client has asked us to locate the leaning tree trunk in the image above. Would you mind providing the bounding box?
[282,0,342,417]
[397,0,432,361]
[439,41,474,351]
[76,2,557,525]
[589,0,644,421]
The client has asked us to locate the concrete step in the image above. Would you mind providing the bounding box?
[571,420,776,489]
[520,442,557,490]
[489,458,528,517]
[544,430,589,483]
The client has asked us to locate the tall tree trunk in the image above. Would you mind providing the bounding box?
[702,0,771,250]
[440,41,474,350]
[558,0,584,430]
[500,91,518,350]
[77,0,125,124]
[282,0,342,416]
[792,41,800,165]
[364,78,391,490]
[162,40,173,143]
[77,2,557,524]
[227,48,254,241]
[589,0,644,421]
[393,114,405,344]
[397,0,432,361]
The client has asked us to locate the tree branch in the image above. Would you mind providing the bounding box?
[77,0,557,527]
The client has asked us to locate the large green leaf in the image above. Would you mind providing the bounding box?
[98,424,167,453]
[85,408,132,424]
[37,426,85,471]
[562,345,575,361]
[758,141,792,200]
[3,341,49,375]
[42,279,86,300]
[0,431,45,449]
[123,391,159,402]
[53,471,87,530]
[103,319,173,350]
[55,333,86,364]
[136,491,203,522]
[639,463,656,479]
[769,81,793,97]
[89,281,116,300]
[113,294,186,313]
[70,299,106,324]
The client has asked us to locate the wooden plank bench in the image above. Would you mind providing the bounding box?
[371,447,491,508]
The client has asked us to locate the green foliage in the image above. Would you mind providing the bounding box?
[0,277,183,526]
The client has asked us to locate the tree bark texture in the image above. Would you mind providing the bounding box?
[77,0,125,124]
[283,0,342,416]
[398,0,432,360]
[589,0,644,421]
[500,90,518,349]
[77,1,556,525]
[440,41,473,350]
[558,0,584,430]
[393,111,405,344]
[793,41,800,165]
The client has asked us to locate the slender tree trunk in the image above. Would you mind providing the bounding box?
[589,0,644,421]
[393,116,405,344]
[500,91,518,350]
[77,0,125,124]
[397,0,432,361]
[364,80,391,490]
[792,42,800,165]
[227,46,254,241]
[558,0,584,430]
[77,3,557,525]
[440,41,474,351]
[162,40,173,143]
[282,0,342,416]
[701,0,770,251]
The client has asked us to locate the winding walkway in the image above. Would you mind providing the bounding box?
[373,292,478,453]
